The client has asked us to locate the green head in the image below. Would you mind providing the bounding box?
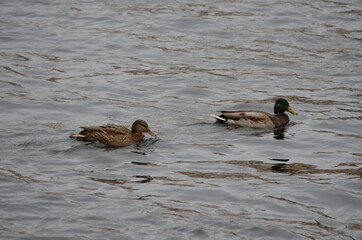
[274,99,298,115]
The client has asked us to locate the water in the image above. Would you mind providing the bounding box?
[1,0,361,239]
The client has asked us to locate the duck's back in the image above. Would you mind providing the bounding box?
[79,124,139,147]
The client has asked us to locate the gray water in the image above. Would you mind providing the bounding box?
[1,0,361,239]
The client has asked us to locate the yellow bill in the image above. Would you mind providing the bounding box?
[287,106,298,115]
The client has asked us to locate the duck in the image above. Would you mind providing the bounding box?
[70,119,156,147]
[212,98,298,128]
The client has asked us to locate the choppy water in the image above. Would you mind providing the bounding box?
[1,0,362,239]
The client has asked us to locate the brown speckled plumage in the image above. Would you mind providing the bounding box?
[70,120,156,147]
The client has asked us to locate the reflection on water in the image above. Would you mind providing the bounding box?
[273,127,286,140]
[178,160,362,178]
[1,0,361,239]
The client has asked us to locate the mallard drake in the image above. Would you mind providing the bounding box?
[212,98,298,128]
[70,120,156,147]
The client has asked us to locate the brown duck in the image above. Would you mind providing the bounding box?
[70,120,156,147]
[212,99,298,128]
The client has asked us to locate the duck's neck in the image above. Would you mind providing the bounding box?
[274,110,284,115]
[132,133,145,143]
[275,113,289,127]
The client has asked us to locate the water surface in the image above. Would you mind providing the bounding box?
[1,0,361,239]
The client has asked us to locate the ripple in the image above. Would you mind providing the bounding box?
[1,0,361,239]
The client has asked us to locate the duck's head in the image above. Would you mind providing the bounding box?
[131,120,157,136]
[274,99,298,115]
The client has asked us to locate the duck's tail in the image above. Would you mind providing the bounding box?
[69,133,85,138]
[211,114,227,123]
